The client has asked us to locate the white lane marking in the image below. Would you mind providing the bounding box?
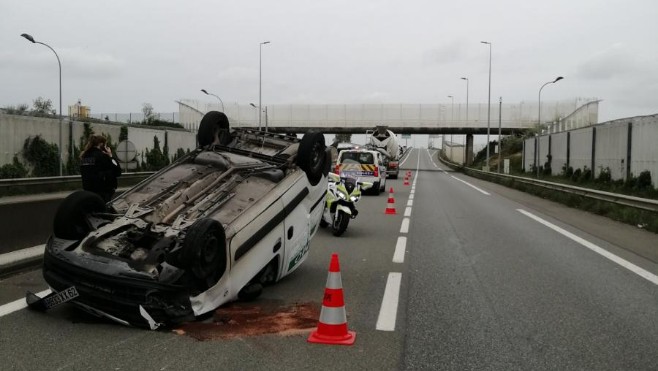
[410,190,415,195]
[409,194,414,200]
[393,237,407,263]
[407,200,413,207]
[0,245,45,266]
[400,218,410,233]
[427,149,449,174]
[450,176,490,195]
[427,148,439,168]
[518,209,658,286]
[0,289,52,318]
[404,207,412,217]
[376,272,402,331]
[399,149,412,167]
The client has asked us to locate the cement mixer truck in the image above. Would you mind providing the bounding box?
[366,126,400,179]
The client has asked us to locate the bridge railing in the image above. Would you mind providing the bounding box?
[178,99,598,131]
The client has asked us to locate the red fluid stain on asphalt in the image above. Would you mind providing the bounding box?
[174,300,320,341]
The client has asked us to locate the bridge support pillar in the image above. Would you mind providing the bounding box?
[465,134,474,165]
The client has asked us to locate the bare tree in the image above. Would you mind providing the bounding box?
[33,97,55,114]
[142,103,154,123]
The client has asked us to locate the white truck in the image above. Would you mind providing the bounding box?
[366,127,400,179]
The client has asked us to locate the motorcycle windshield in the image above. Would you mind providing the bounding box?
[342,177,357,195]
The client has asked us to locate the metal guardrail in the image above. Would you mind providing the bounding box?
[438,157,658,213]
[0,172,155,197]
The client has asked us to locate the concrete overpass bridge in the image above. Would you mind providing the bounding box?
[178,98,599,135]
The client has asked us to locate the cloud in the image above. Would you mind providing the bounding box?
[576,44,636,80]
[216,66,258,82]
[422,41,467,65]
[61,48,126,79]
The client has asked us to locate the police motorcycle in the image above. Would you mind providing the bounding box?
[320,172,373,236]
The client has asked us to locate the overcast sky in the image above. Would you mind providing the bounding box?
[2,0,657,123]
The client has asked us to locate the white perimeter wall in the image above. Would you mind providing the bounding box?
[523,114,658,187]
[569,127,593,171]
[595,124,628,180]
[551,131,569,176]
[0,114,196,167]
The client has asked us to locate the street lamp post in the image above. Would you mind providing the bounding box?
[250,102,265,131]
[537,76,564,177]
[259,41,271,131]
[21,33,63,176]
[461,77,469,165]
[200,89,225,112]
[498,96,502,173]
[481,41,492,171]
[448,95,454,159]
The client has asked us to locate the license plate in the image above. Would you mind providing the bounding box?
[43,286,79,309]
[342,171,373,177]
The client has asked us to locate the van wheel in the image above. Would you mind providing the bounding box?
[182,218,227,289]
[53,191,106,240]
[297,132,326,186]
[372,182,381,195]
[197,111,230,147]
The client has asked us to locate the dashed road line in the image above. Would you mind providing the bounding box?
[393,237,407,263]
[407,200,413,207]
[404,207,412,217]
[400,218,410,233]
[376,272,402,331]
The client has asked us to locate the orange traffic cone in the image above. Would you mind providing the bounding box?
[406,170,412,177]
[385,188,397,215]
[387,187,396,204]
[308,254,356,345]
[403,177,410,186]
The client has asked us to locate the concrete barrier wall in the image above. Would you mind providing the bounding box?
[631,120,658,187]
[566,127,593,171]
[595,124,628,180]
[538,136,550,170]
[1,114,63,165]
[0,113,196,168]
[523,114,658,187]
[551,132,569,176]
[524,138,536,171]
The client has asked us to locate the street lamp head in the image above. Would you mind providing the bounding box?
[461,77,468,81]
[554,76,564,83]
[21,33,36,43]
[481,41,490,45]
[201,89,209,95]
[250,103,257,108]
[261,41,270,45]
[447,95,453,98]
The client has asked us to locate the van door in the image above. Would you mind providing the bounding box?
[280,178,313,276]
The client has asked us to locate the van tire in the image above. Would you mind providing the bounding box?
[182,218,227,289]
[197,111,230,147]
[53,191,106,240]
[297,132,326,186]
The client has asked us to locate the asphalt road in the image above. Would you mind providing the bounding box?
[2,148,658,370]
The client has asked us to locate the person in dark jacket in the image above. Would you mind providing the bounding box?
[80,135,122,202]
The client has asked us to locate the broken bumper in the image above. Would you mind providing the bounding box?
[42,239,195,328]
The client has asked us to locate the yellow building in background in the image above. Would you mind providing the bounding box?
[68,99,90,118]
